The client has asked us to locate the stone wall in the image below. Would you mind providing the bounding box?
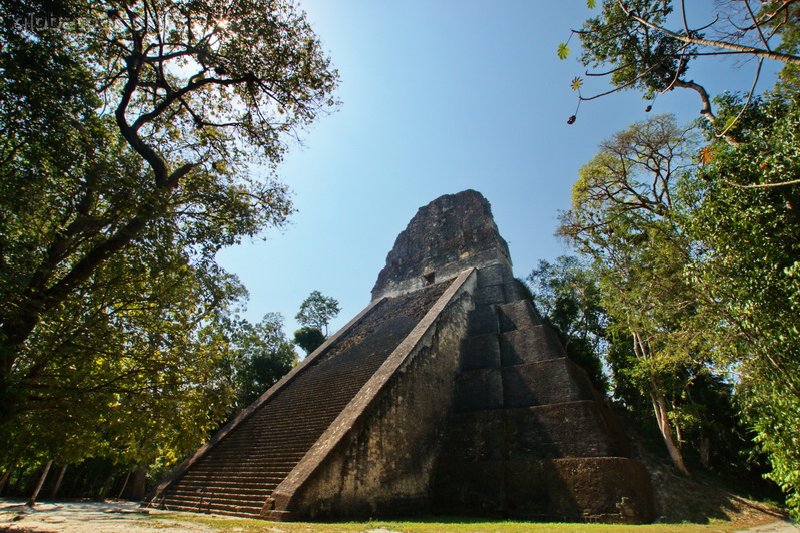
[269,269,478,520]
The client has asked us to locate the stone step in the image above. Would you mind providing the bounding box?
[467,305,498,336]
[161,498,262,517]
[168,487,275,505]
[178,468,289,478]
[157,283,452,519]
[497,300,542,332]
[173,479,282,491]
[187,457,298,468]
[459,333,501,370]
[170,482,279,496]
[500,325,565,365]
[181,469,292,481]
[502,358,595,407]
[200,443,312,456]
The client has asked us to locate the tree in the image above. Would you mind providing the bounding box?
[229,313,297,409]
[686,92,800,514]
[559,114,710,476]
[295,291,340,336]
[564,1,800,137]
[563,2,800,511]
[0,240,244,494]
[0,0,338,423]
[293,326,326,355]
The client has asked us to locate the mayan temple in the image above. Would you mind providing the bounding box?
[151,190,654,522]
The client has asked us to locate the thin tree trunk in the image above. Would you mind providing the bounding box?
[699,434,711,469]
[129,466,147,501]
[27,459,53,507]
[117,471,131,499]
[50,465,67,499]
[99,474,113,500]
[0,460,16,495]
[650,389,690,476]
[632,332,690,476]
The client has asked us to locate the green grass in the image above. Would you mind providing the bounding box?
[144,512,759,533]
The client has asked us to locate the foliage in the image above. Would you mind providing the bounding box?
[526,256,608,394]
[0,0,337,496]
[559,114,727,476]
[295,290,340,336]
[228,313,297,409]
[568,1,800,133]
[0,0,338,426]
[565,0,800,515]
[293,326,326,355]
[687,93,800,517]
[579,1,690,98]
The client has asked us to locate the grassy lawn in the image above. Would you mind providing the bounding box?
[146,512,761,533]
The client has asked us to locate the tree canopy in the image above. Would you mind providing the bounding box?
[563,0,800,135]
[558,2,800,515]
[295,290,340,336]
[0,0,337,493]
[293,326,325,355]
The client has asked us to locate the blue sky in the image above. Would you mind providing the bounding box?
[217,1,777,341]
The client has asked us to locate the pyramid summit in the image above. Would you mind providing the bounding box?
[152,190,654,522]
[372,189,511,300]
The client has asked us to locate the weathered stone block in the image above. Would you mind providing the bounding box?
[460,333,501,370]
[467,305,498,335]
[505,402,623,458]
[500,325,565,365]
[503,358,595,407]
[475,284,506,305]
[434,459,506,514]
[372,190,511,300]
[439,411,506,462]
[497,300,542,332]
[506,457,653,523]
[453,368,503,412]
[503,279,530,303]
[476,262,512,288]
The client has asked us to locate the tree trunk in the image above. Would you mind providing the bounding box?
[50,465,67,499]
[27,459,53,507]
[650,390,690,476]
[0,461,16,495]
[632,332,690,476]
[129,466,147,501]
[699,434,711,469]
[117,471,131,499]
[99,474,113,500]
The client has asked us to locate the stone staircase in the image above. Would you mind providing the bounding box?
[155,282,448,517]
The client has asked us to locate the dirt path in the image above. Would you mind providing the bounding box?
[736,521,800,533]
[0,499,211,533]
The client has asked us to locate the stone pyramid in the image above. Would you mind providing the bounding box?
[151,190,653,522]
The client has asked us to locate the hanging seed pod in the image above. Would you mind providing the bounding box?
[645,105,652,112]
[567,115,576,125]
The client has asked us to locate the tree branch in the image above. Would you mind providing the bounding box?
[618,0,800,64]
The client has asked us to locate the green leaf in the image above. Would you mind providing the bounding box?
[557,42,570,60]
[586,0,596,8]
[571,76,583,91]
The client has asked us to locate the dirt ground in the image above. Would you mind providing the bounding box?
[0,500,212,533]
[1,498,798,533]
